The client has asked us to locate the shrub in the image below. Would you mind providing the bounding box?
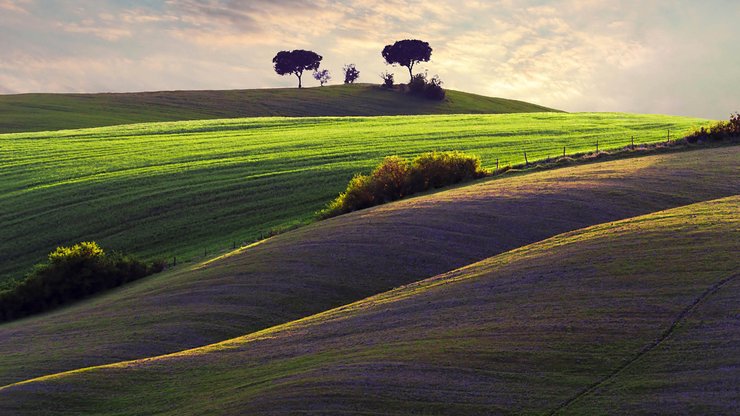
[409,151,486,190]
[320,151,487,218]
[406,72,445,100]
[370,156,412,202]
[0,242,163,322]
[424,75,445,100]
[685,112,740,142]
[380,71,394,88]
[408,72,428,95]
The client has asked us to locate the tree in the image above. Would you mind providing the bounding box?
[272,49,322,88]
[382,39,432,82]
[343,64,360,84]
[313,69,331,86]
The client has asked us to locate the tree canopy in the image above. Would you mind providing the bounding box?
[382,39,432,82]
[343,64,360,84]
[272,49,323,88]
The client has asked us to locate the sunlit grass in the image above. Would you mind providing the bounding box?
[0,112,710,282]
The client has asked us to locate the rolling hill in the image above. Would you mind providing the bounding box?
[0,146,737,388]
[0,84,558,133]
[0,112,711,284]
[2,196,736,415]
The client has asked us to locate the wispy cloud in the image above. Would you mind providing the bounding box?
[0,0,31,14]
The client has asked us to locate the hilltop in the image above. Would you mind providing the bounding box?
[2,196,737,415]
[0,146,736,387]
[0,84,558,133]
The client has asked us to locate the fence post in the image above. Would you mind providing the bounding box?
[524,151,529,166]
[667,129,670,143]
[596,140,599,153]
[495,158,499,174]
[563,146,566,157]
[173,256,177,267]
[631,136,634,149]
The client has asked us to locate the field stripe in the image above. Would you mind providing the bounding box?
[547,272,740,415]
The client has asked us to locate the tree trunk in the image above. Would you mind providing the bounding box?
[408,65,413,82]
[297,73,302,88]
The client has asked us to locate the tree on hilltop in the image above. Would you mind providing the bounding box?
[382,39,432,82]
[343,64,360,84]
[313,69,331,86]
[272,49,322,88]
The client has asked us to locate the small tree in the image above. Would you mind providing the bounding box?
[343,64,360,84]
[382,39,432,82]
[272,49,322,88]
[313,69,331,86]
[380,71,394,88]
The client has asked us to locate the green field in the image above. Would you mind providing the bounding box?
[0,84,558,133]
[1,146,736,388]
[2,196,736,415]
[0,112,711,283]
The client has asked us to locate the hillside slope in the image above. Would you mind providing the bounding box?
[2,197,737,415]
[0,146,737,387]
[0,84,558,133]
[0,112,711,283]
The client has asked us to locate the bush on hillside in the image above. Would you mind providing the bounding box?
[409,73,428,95]
[380,71,395,88]
[0,242,164,322]
[685,112,740,143]
[424,75,446,100]
[320,151,487,218]
[407,72,446,101]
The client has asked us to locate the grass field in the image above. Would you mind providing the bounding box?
[0,112,712,283]
[2,196,736,415]
[0,146,736,388]
[0,84,558,133]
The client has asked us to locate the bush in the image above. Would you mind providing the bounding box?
[320,151,487,218]
[380,71,394,88]
[409,151,485,190]
[424,75,445,100]
[408,73,427,95]
[685,112,740,142]
[406,72,445,100]
[0,242,163,322]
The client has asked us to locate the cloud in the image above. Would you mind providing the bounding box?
[0,0,31,14]
[0,0,737,118]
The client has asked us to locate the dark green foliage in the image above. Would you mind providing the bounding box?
[407,73,445,101]
[321,151,487,218]
[424,75,446,100]
[382,39,433,82]
[686,112,740,143]
[272,49,323,88]
[408,73,427,95]
[0,242,162,322]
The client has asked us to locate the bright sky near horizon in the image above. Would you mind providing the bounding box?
[0,0,738,118]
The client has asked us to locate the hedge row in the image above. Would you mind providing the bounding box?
[320,151,487,218]
[0,242,164,322]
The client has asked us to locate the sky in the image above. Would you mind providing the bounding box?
[0,0,738,118]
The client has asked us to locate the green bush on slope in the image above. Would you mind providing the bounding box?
[0,242,164,322]
[321,151,487,218]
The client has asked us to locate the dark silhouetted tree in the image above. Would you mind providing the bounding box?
[343,64,360,84]
[382,39,432,82]
[313,69,331,86]
[272,49,322,88]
